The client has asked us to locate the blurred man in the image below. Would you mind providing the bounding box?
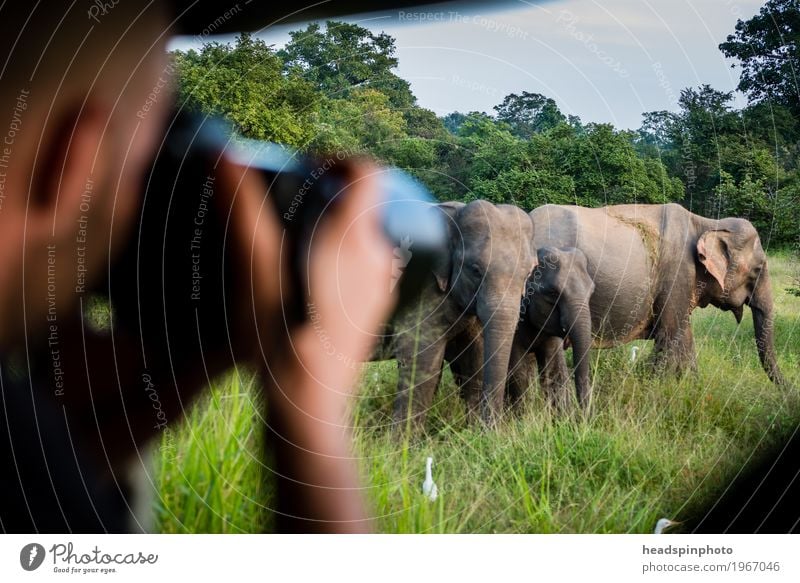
[0,2,395,532]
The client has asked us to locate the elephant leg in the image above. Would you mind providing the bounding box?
[392,339,446,431]
[506,339,536,412]
[535,336,570,414]
[650,296,697,376]
[445,326,483,423]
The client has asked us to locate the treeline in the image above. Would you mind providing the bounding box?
[172,0,800,246]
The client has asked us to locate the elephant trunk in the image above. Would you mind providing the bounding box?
[477,299,519,425]
[562,300,593,412]
[749,266,786,386]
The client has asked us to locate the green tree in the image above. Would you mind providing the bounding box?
[637,111,680,151]
[279,21,414,109]
[719,0,800,112]
[442,111,469,135]
[741,102,800,171]
[773,172,800,244]
[443,113,537,206]
[173,33,318,147]
[403,106,449,141]
[637,84,798,243]
[493,91,566,138]
[713,170,779,236]
[551,123,682,206]
[309,89,407,157]
[446,116,681,209]
[640,86,739,215]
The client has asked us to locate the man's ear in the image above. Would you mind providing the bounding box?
[31,105,109,238]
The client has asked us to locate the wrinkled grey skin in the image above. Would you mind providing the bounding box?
[530,203,786,386]
[386,200,537,427]
[508,246,595,413]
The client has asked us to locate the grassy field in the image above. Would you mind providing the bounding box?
[152,253,800,533]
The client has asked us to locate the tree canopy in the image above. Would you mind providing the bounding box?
[719,0,800,111]
[172,5,800,247]
[173,33,318,147]
[493,92,567,138]
[278,21,415,109]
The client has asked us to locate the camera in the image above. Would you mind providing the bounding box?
[105,110,447,364]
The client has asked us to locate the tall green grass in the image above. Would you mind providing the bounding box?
[152,373,273,533]
[152,254,800,533]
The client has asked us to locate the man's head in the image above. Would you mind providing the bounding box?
[0,3,170,350]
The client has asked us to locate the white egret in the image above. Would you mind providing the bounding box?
[654,518,680,534]
[630,346,640,363]
[422,456,438,502]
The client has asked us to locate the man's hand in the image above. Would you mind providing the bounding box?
[217,156,396,532]
[292,161,397,395]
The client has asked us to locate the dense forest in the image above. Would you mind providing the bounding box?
[172,0,800,247]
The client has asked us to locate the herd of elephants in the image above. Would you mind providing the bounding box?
[374,201,787,428]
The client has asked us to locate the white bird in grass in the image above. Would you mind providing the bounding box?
[422,457,438,502]
[630,346,640,363]
[654,518,680,534]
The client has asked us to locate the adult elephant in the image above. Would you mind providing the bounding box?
[509,246,595,413]
[390,199,537,426]
[530,203,786,386]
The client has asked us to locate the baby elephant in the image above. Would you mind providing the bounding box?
[509,246,595,413]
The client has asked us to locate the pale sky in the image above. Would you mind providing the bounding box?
[170,0,765,130]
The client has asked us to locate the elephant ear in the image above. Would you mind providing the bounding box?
[432,252,451,292]
[530,244,539,272]
[431,202,463,292]
[697,230,731,291]
[529,216,539,271]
